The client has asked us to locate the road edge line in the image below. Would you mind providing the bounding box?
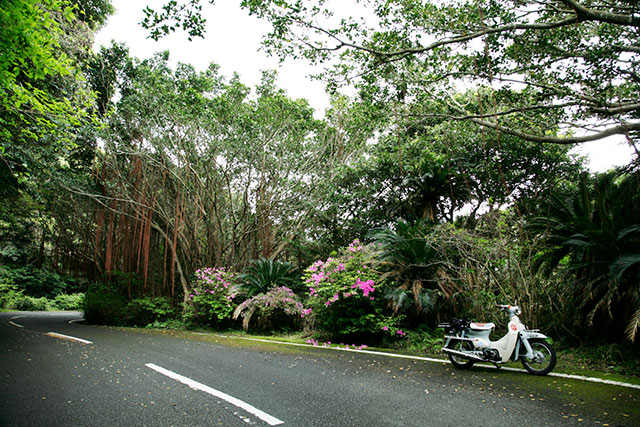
[215,335,640,390]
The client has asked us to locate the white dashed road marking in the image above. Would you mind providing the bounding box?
[44,332,93,345]
[145,363,284,426]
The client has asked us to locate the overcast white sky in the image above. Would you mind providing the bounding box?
[93,0,636,172]
[93,0,330,111]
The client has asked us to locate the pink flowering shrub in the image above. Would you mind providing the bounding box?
[232,286,311,331]
[304,239,399,339]
[185,267,237,326]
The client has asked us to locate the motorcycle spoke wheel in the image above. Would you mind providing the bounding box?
[521,340,556,376]
[446,339,475,369]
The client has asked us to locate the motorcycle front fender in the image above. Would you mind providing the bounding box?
[516,331,549,360]
[521,330,548,340]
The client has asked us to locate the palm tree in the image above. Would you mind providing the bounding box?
[530,168,640,341]
[372,220,460,317]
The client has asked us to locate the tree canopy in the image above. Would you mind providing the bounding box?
[143,0,640,147]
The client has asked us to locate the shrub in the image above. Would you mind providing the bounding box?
[8,296,49,311]
[185,267,237,327]
[0,278,22,309]
[0,264,87,298]
[232,286,311,331]
[304,239,401,340]
[121,297,179,327]
[49,293,85,311]
[83,292,127,325]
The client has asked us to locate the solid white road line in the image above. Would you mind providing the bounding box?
[215,335,640,390]
[44,332,93,345]
[145,363,284,426]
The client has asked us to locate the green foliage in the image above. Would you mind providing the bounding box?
[0,264,87,298]
[0,271,84,311]
[303,239,400,340]
[83,291,128,325]
[185,267,237,327]
[398,328,444,354]
[121,297,179,327]
[232,0,640,145]
[530,168,640,342]
[233,286,310,331]
[237,258,299,297]
[0,278,21,309]
[49,293,84,310]
[8,295,50,311]
[373,220,442,317]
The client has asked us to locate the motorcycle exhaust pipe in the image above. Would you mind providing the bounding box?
[442,347,485,362]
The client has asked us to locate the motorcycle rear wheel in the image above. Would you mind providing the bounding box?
[520,339,556,375]
[446,339,475,369]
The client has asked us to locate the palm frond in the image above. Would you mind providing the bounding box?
[609,254,640,283]
[625,309,640,343]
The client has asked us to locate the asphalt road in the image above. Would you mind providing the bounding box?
[1,311,637,426]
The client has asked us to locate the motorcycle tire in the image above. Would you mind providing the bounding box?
[520,339,556,376]
[446,339,475,369]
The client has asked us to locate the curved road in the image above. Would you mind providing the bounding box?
[1,312,637,426]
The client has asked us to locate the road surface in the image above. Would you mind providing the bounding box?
[1,311,637,426]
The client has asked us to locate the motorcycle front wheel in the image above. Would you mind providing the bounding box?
[520,339,556,375]
[446,339,475,369]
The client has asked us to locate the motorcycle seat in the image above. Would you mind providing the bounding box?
[470,322,495,330]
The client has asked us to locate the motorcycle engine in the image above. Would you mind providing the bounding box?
[482,348,500,362]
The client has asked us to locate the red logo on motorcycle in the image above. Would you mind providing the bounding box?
[510,324,518,331]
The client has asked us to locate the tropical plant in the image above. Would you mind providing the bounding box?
[530,168,640,342]
[232,286,310,331]
[236,258,299,298]
[372,221,453,317]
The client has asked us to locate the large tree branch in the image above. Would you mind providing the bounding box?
[447,99,639,144]
[471,117,639,144]
[293,1,639,64]
[562,0,640,27]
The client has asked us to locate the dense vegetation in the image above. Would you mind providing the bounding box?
[1,0,638,355]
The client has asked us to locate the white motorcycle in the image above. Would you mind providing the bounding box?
[438,302,556,375]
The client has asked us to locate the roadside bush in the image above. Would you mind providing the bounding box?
[0,264,87,298]
[232,286,311,331]
[304,239,401,340]
[121,297,180,327]
[0,279,22,309]
[185,267,237,327]
[49,293,85,311]
[8,296,49,311]
[83,292,127,325]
